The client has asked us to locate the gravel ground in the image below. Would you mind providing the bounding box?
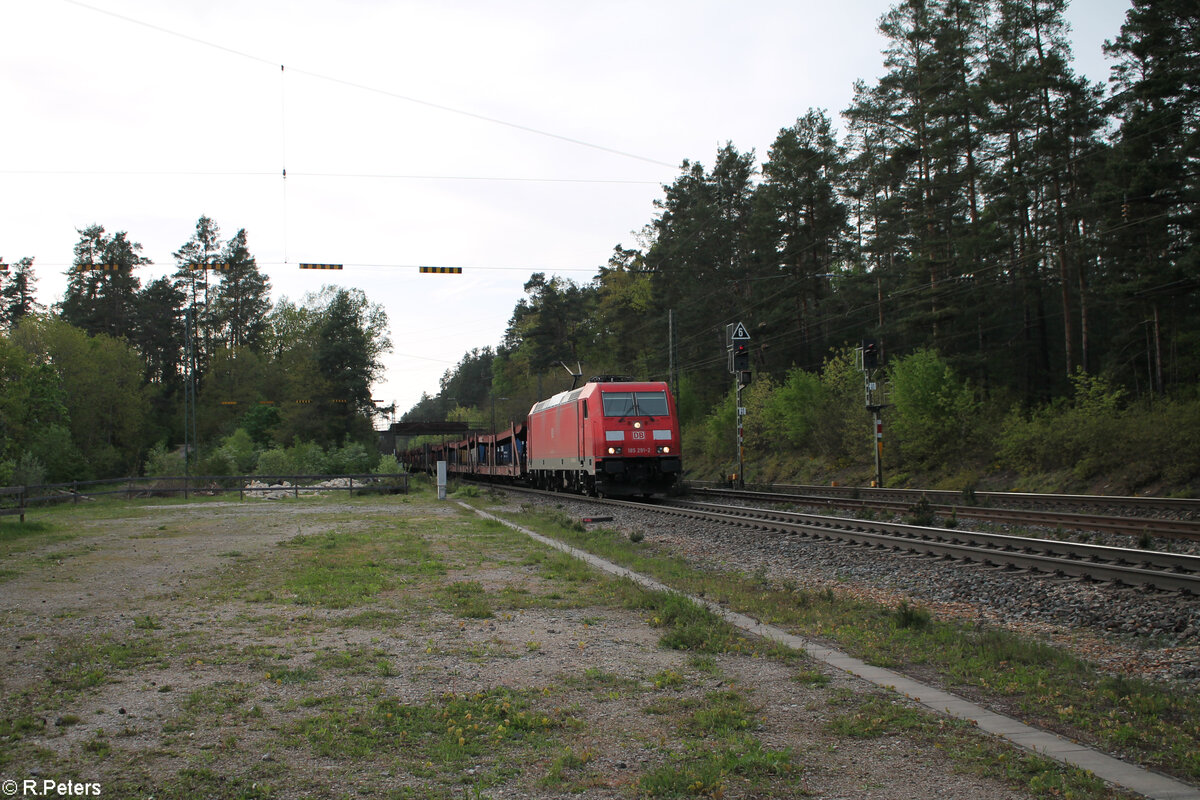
[1,496,1053,799]
[503,489,1200,685]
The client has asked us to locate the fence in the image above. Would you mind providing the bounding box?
[0,472,410,522]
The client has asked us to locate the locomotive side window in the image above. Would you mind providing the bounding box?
[634,391,669,417]
[603,392,636,417]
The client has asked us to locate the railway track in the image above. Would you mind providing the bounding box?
[689,481,1200,519]
[691,486,1200,542]
[495,484,1200,594]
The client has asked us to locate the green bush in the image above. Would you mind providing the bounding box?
[216,428,259,475]
[254,438,348,476]
[887,349,981,468]
[144,442,186,478]
[11,452,46,487]
[327,439,372,474]
[998,371,1129,479]
[812,348,873,462]
[372,454,403,475]
[28,424,85,483]
[254,446,292,476]
[764,367,827,449]
[199,450,235,478]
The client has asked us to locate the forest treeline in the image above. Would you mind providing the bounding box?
[0,217,393,486]
[404,0,1199,492]
[3,0,1196,491]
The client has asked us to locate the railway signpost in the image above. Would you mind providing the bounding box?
[727,322,751,489]
[861,339,885,488]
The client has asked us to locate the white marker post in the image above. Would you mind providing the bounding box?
[437,461,447,500]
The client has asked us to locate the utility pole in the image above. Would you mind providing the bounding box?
[183,307,198,498]
[726,321,751,489]
[668,309,677,402]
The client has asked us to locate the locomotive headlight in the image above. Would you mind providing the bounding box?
[607,447,615,454]
[633,421,642,429]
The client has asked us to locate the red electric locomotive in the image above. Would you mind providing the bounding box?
[525,376,681,497]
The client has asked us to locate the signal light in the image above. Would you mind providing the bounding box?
[862,339,880,369]
[732,342,750,371]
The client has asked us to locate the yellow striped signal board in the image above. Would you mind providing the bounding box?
[420,266,462,274]
[0,262,7,272]
[300,263,343,270]
[74,264,126,271]
[187,263,231,270]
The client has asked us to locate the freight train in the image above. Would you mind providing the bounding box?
[403,377,682,497]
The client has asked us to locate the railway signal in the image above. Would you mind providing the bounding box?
[300,263,343,270]
[860,338,885,488]
[420,266,462,274]
[726,321,751,489]
[0,260,8,272]
[862,338,879,369]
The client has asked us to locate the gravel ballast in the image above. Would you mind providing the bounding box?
[502,489,1200,685]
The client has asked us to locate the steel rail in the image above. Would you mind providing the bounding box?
[693,487,1200,541]
[485,484,1200,594]
[658,499,1200,594]
[690,481,1200,519]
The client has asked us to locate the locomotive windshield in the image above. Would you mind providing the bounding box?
[602,391,668,418]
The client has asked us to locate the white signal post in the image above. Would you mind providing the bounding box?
[727,321,751,489]
[861,339,884,488]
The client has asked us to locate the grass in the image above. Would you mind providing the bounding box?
[288,686,569,773]
[636,687,797,798]
[312,645,395,676]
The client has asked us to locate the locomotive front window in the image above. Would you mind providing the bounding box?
[602,392,636,417]
[602,391,668,417]
[634,391,669,417]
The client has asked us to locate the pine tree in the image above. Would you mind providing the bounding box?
[1100,0,1200,389]
[59,225,148,340]
[211,228,271,352]
[172,216,223,380]
[757,109,850,370]
[645,144,758,405]
[0,257,41,330]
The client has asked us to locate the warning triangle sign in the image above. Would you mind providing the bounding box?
[730,322,750,340]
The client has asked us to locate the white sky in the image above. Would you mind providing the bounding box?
[1,0,1132,419]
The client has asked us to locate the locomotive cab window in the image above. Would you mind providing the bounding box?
[602,391,668,417]
[634,391,669,417]
[602,392,635,417]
